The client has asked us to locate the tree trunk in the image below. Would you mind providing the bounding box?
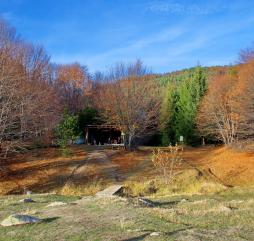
[124,131,136,151]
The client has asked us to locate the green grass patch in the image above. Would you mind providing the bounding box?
[0,187,253,240]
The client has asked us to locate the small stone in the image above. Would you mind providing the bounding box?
[150,232,161,236]
[19,198,35,203]
[137,198,155,207]
[47,201,67,207]
[218,206,232,213]
[1,214,41,227]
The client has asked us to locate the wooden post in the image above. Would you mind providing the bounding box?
[85,128,89,144]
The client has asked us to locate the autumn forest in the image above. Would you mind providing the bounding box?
[1,2,254,239]
[1,17,254,158]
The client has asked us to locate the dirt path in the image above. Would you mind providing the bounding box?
[67,149,122,185]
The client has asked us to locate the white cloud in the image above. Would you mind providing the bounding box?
[147,1,227,15]
[52,25,186,72]
[52,7,254,73]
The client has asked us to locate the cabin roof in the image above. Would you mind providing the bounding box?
[85,124,119,129]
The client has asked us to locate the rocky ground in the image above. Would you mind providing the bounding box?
[0,186,253,241]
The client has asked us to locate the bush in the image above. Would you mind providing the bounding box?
[152,144,183,183]
[124,180,157,197]
[56,112,81,155]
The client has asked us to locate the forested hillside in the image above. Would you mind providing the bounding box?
[1,16,254,158]
[157,62,254,147]
[156,65,228,86]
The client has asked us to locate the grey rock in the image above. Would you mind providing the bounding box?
[137,198,155,207]
[150,232,161,236]
[1,214,41,227]
[19,198,35,203]
[96,185,123,197]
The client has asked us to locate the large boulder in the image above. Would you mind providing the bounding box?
[1,214,41,227]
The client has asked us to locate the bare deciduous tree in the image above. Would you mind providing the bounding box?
[152,145,183,183]
[197,54,254,145]
[237,59,254,140]
[94,60,161,150]
[54,63,92,113]
[239,43,254,63]
[0,19,61,158]
[196,72,241,145]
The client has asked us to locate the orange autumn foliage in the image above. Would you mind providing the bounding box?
[197,56,254,144]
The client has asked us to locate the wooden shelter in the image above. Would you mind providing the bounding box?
[84,124,124,145]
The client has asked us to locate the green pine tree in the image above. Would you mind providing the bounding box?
[160,66,207,145]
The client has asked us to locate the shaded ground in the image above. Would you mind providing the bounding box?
[0,146,88,195]
[0,186,253,241]
[0,145,254,195]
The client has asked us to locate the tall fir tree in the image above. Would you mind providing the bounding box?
[161,66,207,145]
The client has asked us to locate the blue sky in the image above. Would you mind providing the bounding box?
[1,0,254,73]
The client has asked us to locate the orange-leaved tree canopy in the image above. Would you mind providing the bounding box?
[197,47,254,145]
[93,60,162,150]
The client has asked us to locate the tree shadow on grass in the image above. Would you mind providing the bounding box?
[152,200,182,208]
[121,227,194,241]
[121,233,150,241]
[164,227,193,236]
[42,217,60,223]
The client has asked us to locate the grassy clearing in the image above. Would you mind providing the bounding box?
[124,169,227,198]
[0,144,253,240]
[0,186,253,240]
[50,167,226,197]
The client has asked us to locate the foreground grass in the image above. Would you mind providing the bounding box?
[0,186,253,241]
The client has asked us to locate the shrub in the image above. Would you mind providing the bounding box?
[152,144,183,183]
[124,180,157,197]
[55,112,81,155]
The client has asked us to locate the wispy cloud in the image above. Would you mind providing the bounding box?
[147,1,227,15]
[112,26,184,52]
[47,0,254,73]
[52,25,186,71]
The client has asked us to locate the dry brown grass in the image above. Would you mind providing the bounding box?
[182,146,254,186]
[0,145,88,195]
[59,180,106,196]
[0,144,253,196]
[124,169,227,197]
